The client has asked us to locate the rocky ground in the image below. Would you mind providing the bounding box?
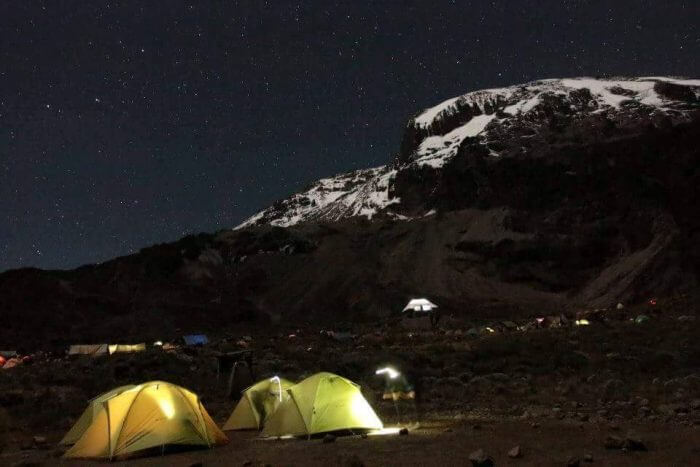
[0,297,698,465]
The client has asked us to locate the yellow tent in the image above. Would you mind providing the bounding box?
[63,381,227,460]
[261,372,383,438]
[223,376,294,431]
[60,385,136,446]
[108,343,146,354]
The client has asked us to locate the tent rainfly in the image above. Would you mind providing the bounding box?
[60,385,137,446]
[223,376,294,430]
[68,345,109,356]
[108,343,146,355]
[402,298,438,313]
[182,335,209,346]
[261,372,383,438]
[63,381,227,460]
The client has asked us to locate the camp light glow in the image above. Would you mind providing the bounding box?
[375,367,400,379]
[270,376,283,401]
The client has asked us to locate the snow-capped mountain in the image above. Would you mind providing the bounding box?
[238,76,699,229]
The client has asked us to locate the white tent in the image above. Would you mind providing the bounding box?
[402,298,438,313]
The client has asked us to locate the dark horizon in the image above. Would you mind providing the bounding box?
[2,0,698,272]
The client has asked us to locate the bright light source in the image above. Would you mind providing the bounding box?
[376,367,400,379]
[366,427,401,436]
[575,319,590,326]
[270,376,283,401]
[157,396,175,419]
[153,341,163,346]
[485,327,495,333]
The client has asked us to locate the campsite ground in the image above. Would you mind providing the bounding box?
[4,417,700,466]
[0,297,698,466]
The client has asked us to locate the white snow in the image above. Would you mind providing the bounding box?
[639,76,700,87]
[237,76,698,230]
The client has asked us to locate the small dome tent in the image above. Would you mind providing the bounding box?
[223,376,294,430]
[63,381,227,460]
[261,372,382,438]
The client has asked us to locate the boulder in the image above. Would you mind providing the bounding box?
[468,449,494,467]
[604,435,624,449]
[508,445,522,458]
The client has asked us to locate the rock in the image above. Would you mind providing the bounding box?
[623,432,647,451]
[616,302,624,310]
[530,422,540,429]
[32,436,47,447]
[344,455,365,467]
[583,453,593,463]
[566,456,580,467]
[691,399,700,410]
[468,449,494,467]
[323,434,336,443]
[508,445,522,458]
[399,427,409,435]
[604,435,624,449]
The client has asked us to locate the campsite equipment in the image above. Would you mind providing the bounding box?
[68,344,109,356]
[261,372,382,438]
[60,385,137,445]
[223,376,294,430]
[402,298,437,315]
[635,314,650,324]
[215,350,255,397]
[402,298,440,326]
[63,381,227,460]
[108,343,146,354]
[183,334,208,346]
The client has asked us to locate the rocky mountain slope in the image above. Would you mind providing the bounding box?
[238,76,699,227]
[1,76,698,349]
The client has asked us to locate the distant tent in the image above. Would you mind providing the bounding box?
[223,377,294,431]
[59,385,136,446]
[402,298,438,314]
[183,335,209,346]
[63,381,227,460]
[261,372,382,438]
[68,345,109,356]
[108,343,146,355]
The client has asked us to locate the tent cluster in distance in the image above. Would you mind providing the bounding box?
[59,372,383,460]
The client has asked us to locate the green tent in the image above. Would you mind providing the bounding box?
[59,385,136,445]
[222,377,294,430]
[261,372,383,438]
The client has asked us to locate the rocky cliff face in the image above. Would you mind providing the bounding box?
[238,76,699,227]
[1,76,698,349]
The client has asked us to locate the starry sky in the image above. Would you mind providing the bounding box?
[1,1,698,272]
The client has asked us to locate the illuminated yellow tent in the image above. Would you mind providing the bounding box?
[261,372,383,438]
[60,385,136,446]
[223,377,294,431]
[63,381,227,460]
[108,343,146,354]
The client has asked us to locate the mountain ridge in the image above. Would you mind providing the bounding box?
[238,76,699,229]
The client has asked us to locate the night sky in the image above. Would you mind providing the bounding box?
[1,1,698,272]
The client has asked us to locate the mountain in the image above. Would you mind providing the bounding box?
[238,76,699,228]
[1,76,698,349]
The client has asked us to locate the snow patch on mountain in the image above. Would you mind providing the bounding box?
[236,76,698,229]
